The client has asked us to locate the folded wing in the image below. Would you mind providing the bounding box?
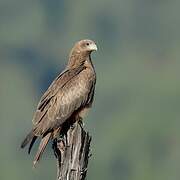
[32,65,94,136]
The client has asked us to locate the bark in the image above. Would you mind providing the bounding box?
[53,121,92,180]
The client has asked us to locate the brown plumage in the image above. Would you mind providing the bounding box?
[21,39,97,167]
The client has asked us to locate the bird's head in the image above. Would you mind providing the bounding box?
[68,39,97,69]
[72,39,97,55]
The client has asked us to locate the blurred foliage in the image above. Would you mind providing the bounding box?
[1,0,180,180]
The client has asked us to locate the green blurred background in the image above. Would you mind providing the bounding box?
[1,0,180,179]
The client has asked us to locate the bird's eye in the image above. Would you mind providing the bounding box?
[86,43,90,46]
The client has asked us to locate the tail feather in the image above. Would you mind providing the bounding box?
[33,132,52,167]
[28,136,38,154]
[21,130,34,149]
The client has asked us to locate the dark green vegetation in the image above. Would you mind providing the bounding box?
[1,0,180,180]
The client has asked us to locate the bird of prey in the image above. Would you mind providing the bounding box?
[21,39,97,167]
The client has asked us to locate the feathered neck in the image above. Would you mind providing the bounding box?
[67,50,91,69]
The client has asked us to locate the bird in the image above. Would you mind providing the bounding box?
[21,39,97,167]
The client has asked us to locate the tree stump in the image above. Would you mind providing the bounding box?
[53,121,92,180]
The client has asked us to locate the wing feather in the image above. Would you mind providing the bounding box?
[32,65,95,136]
[32,65,86,127]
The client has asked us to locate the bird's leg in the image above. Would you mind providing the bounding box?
[70,123,75,129]
[52,127,65,158]
[57,139,66,152]
[70,117,77,129]
[52,137,66,164]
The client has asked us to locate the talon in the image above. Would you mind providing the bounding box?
[57,139,65,152]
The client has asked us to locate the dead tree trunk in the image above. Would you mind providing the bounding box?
[53,121,92,180]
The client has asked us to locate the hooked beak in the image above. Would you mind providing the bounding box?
[89,43,98,51]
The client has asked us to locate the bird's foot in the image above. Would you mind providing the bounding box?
[52,138,65,158]
[57,139,65,152]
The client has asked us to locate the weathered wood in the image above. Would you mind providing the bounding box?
[53,121,92,180]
